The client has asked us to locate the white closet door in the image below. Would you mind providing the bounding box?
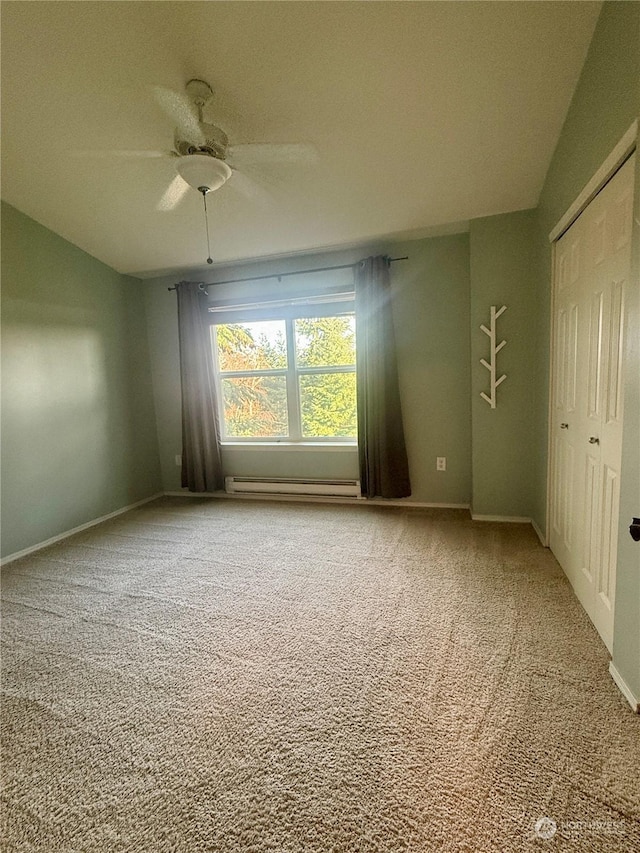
[551,210,585,585]
[550,153,635,652]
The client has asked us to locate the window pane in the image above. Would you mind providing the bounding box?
[221,376,288,437]
[215,321,287,372]
[295,316,356,368]
[299,372,357,438]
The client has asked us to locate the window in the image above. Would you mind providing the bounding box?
[210,300,357,442]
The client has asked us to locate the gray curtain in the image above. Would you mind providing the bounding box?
[176,281,224,492]
[355,256,411,499]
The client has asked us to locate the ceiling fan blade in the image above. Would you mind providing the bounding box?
[228,170,273,206]
[153,86,205,146]
[70,149,173,159]
[156,175,190,212]
[226,143,318,168]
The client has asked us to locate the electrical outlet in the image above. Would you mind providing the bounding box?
[436,457,446,471]
[175,455,182,467]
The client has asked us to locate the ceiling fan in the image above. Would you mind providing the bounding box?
[156,79,317,212]
[77,78,317,262]
[78,78,317,212]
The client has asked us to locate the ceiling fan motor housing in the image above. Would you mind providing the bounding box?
[174,123,229,160]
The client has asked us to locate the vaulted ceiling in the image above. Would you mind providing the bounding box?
[1,1,601,277]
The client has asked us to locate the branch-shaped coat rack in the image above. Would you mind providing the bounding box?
[480,305,507,409]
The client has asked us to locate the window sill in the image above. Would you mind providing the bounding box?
[220,442,357,452]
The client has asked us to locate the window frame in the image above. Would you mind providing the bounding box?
[209,301,357,445]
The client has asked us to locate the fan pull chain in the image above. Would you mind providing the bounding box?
[199,187,214,265]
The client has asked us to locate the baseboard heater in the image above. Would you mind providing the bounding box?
[225,476,362,498]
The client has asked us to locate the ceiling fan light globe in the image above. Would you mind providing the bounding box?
[175,154,232,192]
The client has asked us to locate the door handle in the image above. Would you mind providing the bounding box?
[560,423,569,429]
[589,436,600,444]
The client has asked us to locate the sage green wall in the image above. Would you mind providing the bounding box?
[1,202,162,558]
[469,210,538,518]
[534,2,640,697]
[393,234,471,504]
[616,151,640,702]
[143,232,471,505]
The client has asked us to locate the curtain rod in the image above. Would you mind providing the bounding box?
[167,256,408,291]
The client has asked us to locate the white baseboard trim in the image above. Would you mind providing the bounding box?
[531,518,548,547]
[164,490,469,510]
[388,501,469,510]
[0,493,164,566]
[471,514,531,524]
[609,662,640,714]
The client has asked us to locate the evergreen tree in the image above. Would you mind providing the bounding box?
[215,324,287,436]
[214,317,357,438]
[295,317,357,437]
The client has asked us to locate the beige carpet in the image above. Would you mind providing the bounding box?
[1,497,639,852]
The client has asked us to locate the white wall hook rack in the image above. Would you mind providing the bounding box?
[480,305,507,409]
